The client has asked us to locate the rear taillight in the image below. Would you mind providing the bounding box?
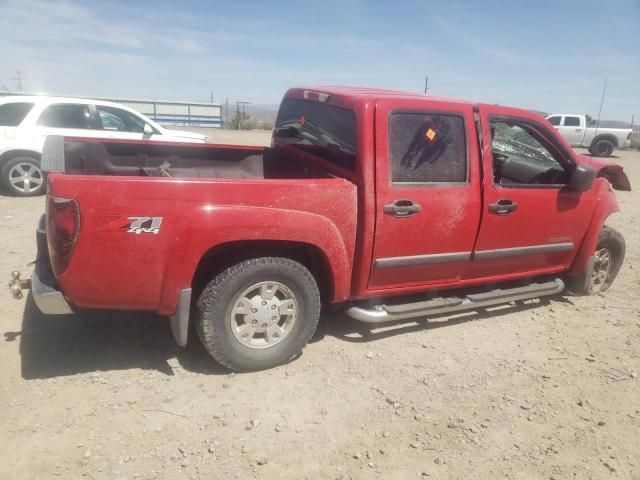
[46,195,80,275]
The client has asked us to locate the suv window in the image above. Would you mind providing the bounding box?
[491,118,569,186]
[563,116,581,127]
[547,116,561,126]
[97,105,147,133]
[0,102,35,126]
[389,112,466,183]
[38,104,93,129]
[274,98,356,171]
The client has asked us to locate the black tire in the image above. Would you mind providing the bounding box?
[195,257,321,372]
[0,156,45,197]
[591,138,614,157]
[567,226,625,295]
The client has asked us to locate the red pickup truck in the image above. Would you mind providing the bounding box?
[10,86,630,371]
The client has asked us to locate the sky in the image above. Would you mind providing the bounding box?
[0,0,638,120]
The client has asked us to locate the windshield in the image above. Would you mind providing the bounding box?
[274,98,357,171]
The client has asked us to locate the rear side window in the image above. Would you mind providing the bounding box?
[389,112,467,183]
[0,102,35,126]
[274,98,357,171]
[563,116,581,127]
[38,104,93,129]
[547,116,561,126]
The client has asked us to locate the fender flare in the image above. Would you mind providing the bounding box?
[0,149,41,166]
[568,179,619,277]
[157,205,352,315]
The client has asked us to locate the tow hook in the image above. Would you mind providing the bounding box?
[8,271,31,299]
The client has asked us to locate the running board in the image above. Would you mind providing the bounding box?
[344,278,564,323]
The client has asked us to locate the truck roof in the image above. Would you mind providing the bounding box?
[289,85,478,108]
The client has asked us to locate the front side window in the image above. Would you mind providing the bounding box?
[97,105,146,133]
[491,118,570,186]
[0,102,35,126]
[38,104,93,129]
[547,116,561,126]
[389,112,467,183]
[563,116,581,127]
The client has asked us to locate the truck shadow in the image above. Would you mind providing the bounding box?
[11,292,571,379]
[314,296,570,344]
[13,293,227,379]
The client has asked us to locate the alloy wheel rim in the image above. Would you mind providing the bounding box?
[588,247,612,293]
[8,163,43,193]
[229,281,298,349]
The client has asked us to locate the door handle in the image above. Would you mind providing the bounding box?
[383,199,422,217]
[575,128,582,132]
[489,199,518,215]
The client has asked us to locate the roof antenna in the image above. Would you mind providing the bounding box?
[424,75,430,95]
[594,78,607,138]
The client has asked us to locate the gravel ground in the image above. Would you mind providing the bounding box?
[1,142,639,480]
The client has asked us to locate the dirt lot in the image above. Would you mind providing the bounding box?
[1,141,639,480]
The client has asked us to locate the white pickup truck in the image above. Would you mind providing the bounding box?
[546,114,632,157]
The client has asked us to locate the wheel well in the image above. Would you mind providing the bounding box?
[0,150,41,167]
[591,134,618,148]
[191,240,334,302]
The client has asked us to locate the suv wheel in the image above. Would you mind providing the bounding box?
[1,156,45,196]
[195,257,321,372]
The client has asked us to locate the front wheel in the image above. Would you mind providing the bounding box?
[195,257,321,372]
[568,226,625,295]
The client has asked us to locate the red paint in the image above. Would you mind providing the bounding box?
[44,86,627,316]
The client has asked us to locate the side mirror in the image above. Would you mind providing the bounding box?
[569,165,597,191]
[143,124,154,135]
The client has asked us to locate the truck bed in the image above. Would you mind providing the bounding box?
[62,138,332,180]
[44,137,358,313]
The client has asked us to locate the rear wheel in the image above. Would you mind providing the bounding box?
[591,138,614,157]
[1,156,45,196]
[195,257,321,371]
[568,226,625,295]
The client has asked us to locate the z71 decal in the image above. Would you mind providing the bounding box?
[97,216,163,235]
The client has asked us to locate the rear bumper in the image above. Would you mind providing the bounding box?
[31,269,73,314]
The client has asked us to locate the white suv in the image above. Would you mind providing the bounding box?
[0,96,207,196]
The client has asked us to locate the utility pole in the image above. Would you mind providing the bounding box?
[225,97,229,129]
[13,69,23,91]
[424,75,430,95]
[235,101,250,130]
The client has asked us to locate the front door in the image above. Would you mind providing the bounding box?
[467,104,597,279]
[368,99,482,291]
[557,115,584,146]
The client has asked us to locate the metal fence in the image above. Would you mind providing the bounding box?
[0,92,223,128]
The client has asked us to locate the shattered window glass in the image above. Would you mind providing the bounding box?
[389,112,467,183]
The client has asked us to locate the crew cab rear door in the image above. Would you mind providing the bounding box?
[369,99,482,290]
[468,104,597,279]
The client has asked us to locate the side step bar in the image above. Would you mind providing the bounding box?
[344,278,564,323]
